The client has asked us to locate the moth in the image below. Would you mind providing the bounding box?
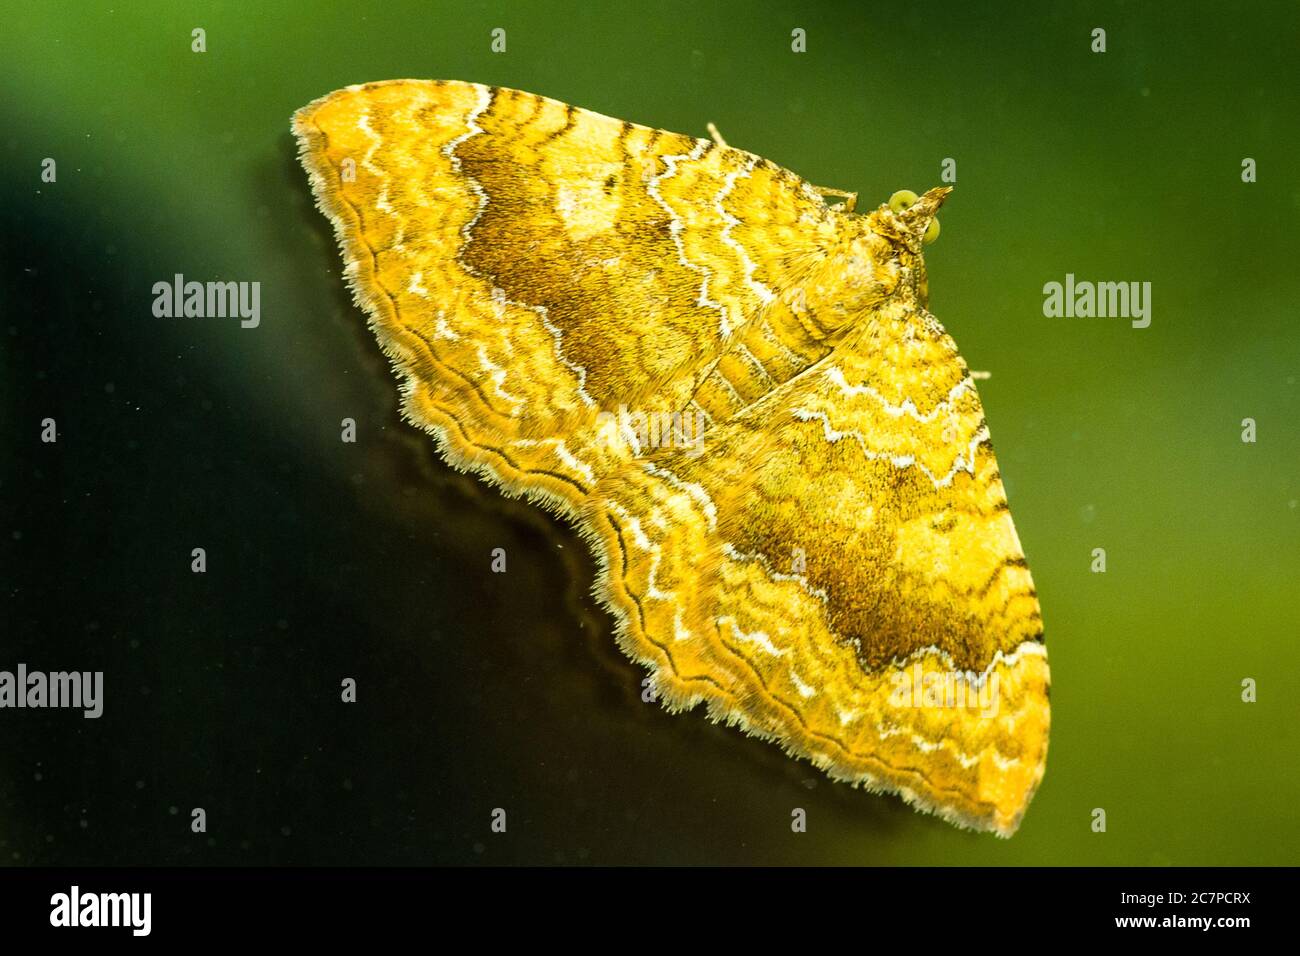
[294,80,1048,836]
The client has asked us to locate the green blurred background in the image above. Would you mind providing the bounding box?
[2,0,1296,865]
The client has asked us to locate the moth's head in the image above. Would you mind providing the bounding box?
[802,186,949,334]
[865,185,950,307]
[870,186,948,249]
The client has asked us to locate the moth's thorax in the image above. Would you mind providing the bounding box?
[701,207,938,426]
[799,225,901,332]
[797,209,939,338]
[892,252,931,311]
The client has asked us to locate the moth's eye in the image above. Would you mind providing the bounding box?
[923,217,940,244]
[888,189,919,213]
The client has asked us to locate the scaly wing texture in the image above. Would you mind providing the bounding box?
[293,79,842,512]
[585,301,1048,835]
[294,79,1049,835]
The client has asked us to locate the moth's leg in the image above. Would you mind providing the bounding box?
[706,122,728,148]
[814,186,858,212]
[971,370,992,380]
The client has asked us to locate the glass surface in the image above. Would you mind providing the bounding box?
[2,0,1296,865]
